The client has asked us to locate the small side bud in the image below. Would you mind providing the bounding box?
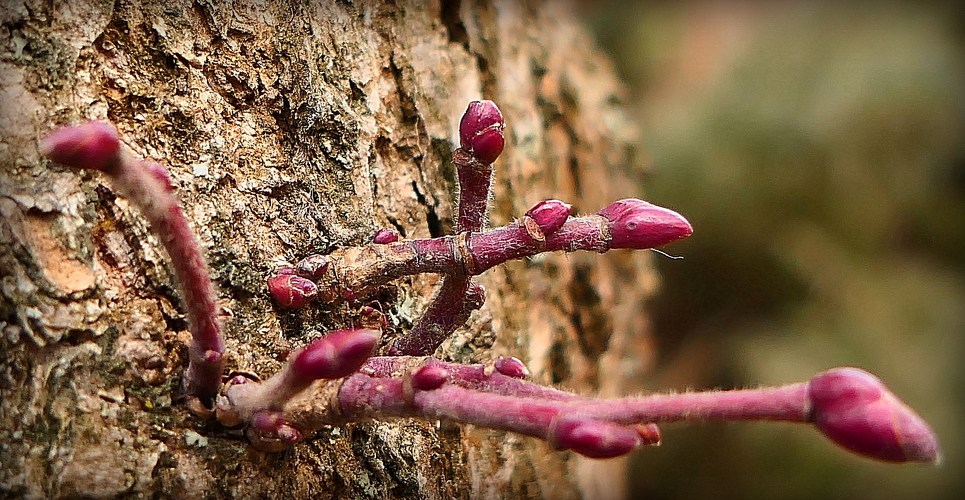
[276,424,302,444]
[465,284,486,312]
[373,228,401,244]
[598,198,693,249]
[290,328,381,381]
[808,367,941,463]
[41,121,122,172]
[636,424,662,446]
[550,418,641,459]
[459,100,506,165]
[494,357,530,379]
[267,274,318,308]
[295,255,330,280]
[358,305,388,331]
[412,364,449,390]
[525,200,572,235]
[252,411,285,432]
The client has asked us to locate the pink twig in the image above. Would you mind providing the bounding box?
[215,329,939,463]
[42,122,225,410]
[42,105,939,472]
[269,199,692,309]
[397,101,505,355]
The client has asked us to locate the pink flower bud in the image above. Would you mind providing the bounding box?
[267,274,318,308]
[598,198,693,249]
[459,100,505,165]
[494,357,530,379]
[412,364,449,390]
[373,228,400,244]
[41,121,122,172]
[290,328,380,381]
[550,418,641,458]
[808,368,941,463]
[525,200,571,235]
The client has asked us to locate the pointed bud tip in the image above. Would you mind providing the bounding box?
[808,367,941,464]
[41,121,121,172]
[494,357,530,379]
[599,198,693,249]
[291,328,380,381]
[459,100,505,165]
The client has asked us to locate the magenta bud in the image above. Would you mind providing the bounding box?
[267,274,318,308]
[276,424,302,444]
[290,328,380,381]
[551,418,641,459]
[636,424,662,446]
[493,357,530,379]
[41,121,121,172]
[525,200,572,235]
[294,255,330,280]
[808,368,941,463]
[373,228,400,244]
[459,100,506,165]
[598,198,693,249]
[412,364,449,390]
[252,411,284,432]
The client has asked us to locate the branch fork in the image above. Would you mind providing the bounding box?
[41,101,940,465]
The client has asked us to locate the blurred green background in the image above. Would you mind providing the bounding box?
[582,2,965,499]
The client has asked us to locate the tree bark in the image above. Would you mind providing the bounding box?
[0,1,659,498]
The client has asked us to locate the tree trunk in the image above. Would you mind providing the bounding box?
[0,1,659,498]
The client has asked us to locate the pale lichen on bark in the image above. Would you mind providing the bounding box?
[1,0,653,498]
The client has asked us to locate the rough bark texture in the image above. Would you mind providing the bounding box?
[0,1,659,498]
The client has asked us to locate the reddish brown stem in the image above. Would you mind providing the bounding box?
[399,101,504,355]
[42,122,225,409]
[217,335,939,463]
[271,199,692,308]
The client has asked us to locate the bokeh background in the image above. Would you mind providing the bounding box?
[580,2,965,499]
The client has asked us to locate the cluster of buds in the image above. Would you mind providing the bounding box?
[40,101,940,465]
[264,101,693,355]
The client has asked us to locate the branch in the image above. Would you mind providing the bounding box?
[42,104,940,471]
[397,101,504,355]
[41,122,225,411]
[216,329,940,463]
[267,198,693,308]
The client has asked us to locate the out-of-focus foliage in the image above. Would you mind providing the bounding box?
[585,2,965,499]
